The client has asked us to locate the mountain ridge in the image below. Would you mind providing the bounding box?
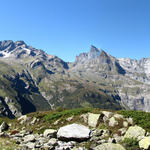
[0,40,150,118]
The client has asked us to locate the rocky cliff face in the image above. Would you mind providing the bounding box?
[0,40,150,117]
[72,45,150,112]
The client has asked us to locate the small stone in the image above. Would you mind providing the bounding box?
[102,111,113,118]
[93,143,126,150]
[66,116,74,121]
[114,114,124,119]
[88,113,101,127]
[30,117,37,124]
[108,137,116,143]
[48,138,58,146]
[53,119,60,125]
[146,132,150,136]
[109,117,118,127]
[123,121,128,128]
[0,122,9,132]
[18,115,29,124]
[118,128,127,136]
[139,136,150,150]
[43,143,53,148]
[43,129,57,138]
[113,134,123,143]
[73,147,87,150]
[80,114,88,123]
[23,134,35,143]
[23,142,35,149]
[126,117,133,125]
[123,125,146,141]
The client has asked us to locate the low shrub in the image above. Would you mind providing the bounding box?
[119,110,150,131]
[44,107,92,122]
[121,138,139,150]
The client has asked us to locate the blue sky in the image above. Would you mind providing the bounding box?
[0,0,150,62]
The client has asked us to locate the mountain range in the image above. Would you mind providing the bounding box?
[0,40,150,118]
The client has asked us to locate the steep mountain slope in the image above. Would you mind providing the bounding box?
[0,40,150,118]
[71,45,150,112]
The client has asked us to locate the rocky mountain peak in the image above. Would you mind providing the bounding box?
[15,40,27,47]
[88,45,100,59]
[0,40,45,59]
[75,45,102,63]
[0,40,15,51]
[100,50,109,57]
[98,50,112,64]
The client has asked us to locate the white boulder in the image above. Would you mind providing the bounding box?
[57,123,91,141]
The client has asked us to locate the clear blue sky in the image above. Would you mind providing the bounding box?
[0,0,150,62]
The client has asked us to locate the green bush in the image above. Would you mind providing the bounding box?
[44,107,92,122]
[121,138,139,150]
[119,110,150,131]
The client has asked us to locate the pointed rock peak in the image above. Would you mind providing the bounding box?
[88,45,100,59]
[100,50,109,57]
[90,45,100,53]
[99,50,112,64]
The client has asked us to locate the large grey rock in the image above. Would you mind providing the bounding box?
[93,143,126,150]
[123,125,145,140]
[139,136,150,149]
[88,113,101,127]
[57,123,91,141]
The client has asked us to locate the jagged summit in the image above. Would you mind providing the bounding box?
[0,40,26,49]
[0,40,45,59]
[88,45,100,59]
[75,45,109,63]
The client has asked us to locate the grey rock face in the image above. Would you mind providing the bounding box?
[72,45,150,112]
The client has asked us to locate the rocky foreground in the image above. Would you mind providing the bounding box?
[0,109,150,150]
